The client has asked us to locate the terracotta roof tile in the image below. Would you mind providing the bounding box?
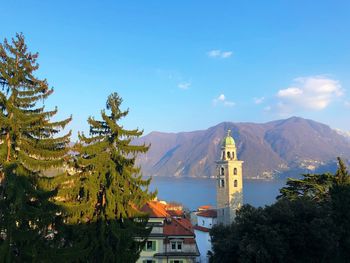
[197,209,217,218]
[140,201,169,218]
[164,218,194,236]
[198,205,213,211]
[166,209,184,217]
[193,225,210,232]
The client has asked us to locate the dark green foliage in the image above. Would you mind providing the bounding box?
[52,218,150,263]
[52,93,156,262]
[0,34,71,261]
[278,172,334,201]
[329,184,350,260]
[210,158,350,263]
[1,34,156,262]
[278,157,349,201]
[211,200,337,263]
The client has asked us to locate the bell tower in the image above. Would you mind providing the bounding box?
[216,129,243,225]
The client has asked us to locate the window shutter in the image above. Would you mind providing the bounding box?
[152,241,156,251]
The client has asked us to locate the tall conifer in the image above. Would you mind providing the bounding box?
[54,93,156,262]
[0,34,71,261]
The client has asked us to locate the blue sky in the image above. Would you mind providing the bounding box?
[1,1,350,139]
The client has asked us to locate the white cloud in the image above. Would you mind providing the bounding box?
[178,82,191,90]
[221,51,233,58]
[275,76,343,112]
[277,87,303,98]
[263,105,272,112]
[213,94,235,107]
[254,97,265,104]
[207,49,233,59]
[218,94,225,101]
[208,50,221,58]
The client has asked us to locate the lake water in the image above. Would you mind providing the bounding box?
[148,177,287,210]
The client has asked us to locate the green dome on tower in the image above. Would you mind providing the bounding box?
[222,129,235,146]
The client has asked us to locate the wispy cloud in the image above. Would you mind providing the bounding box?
[213,94,235,107]
[177,82,191,90]
[207,49,233,59]
[263,105,272,112]
[254,97,265,104]
[345,100,350,108]
[273,76,343,113]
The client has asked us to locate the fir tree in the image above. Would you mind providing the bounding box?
[53,93,156,262]
[0,34,71,261]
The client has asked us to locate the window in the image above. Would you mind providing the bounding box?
[232,151,235,159]
[234,180,238,187]
[143,260,155,263]
[145,240,156,251]
[219,179,225,188]
[220,167,224,176]
[234,168,237,175]
[171,241,183,251]
[222,151,225,159]
[227,151,231,159]
[170,260,184,263]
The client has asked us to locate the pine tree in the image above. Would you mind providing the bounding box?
[53,92,156,262]
[0,33,71,261]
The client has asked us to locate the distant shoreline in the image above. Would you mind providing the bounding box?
[143,175,280,181]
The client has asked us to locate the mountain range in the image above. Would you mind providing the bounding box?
[134,117,350,179]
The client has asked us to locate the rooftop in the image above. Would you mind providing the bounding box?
[198,205,213,211]
[140,201,169,218]
[193,225,210,233]
[221,129,235,146]
[197,209,217,218]
[164,218,194,236]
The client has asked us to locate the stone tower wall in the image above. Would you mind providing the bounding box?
[216,141,243,225]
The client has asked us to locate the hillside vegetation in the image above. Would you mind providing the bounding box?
[135,118,350,179]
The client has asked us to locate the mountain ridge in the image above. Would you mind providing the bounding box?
[134,117,350,179]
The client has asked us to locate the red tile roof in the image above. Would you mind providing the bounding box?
[140,201,169,218]
[197,209,217,218]
[198,205,213,211]
[166,209,184,217]
[193,225,210,233]
[164,218,194,236]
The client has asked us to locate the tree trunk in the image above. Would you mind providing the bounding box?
[6,112,13,162]
[6,132,10,162]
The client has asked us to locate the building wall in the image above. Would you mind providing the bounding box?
[137,238,164,263]
[196,216,215,229]
[194,230,211,263]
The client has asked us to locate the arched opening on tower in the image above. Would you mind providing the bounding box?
[234,180,238,187]
[219,179,225,188]
[234,168,237,175]
[220,167,224,176]
[227,151,231,159]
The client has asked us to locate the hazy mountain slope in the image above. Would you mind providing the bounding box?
[135,117,350,178]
